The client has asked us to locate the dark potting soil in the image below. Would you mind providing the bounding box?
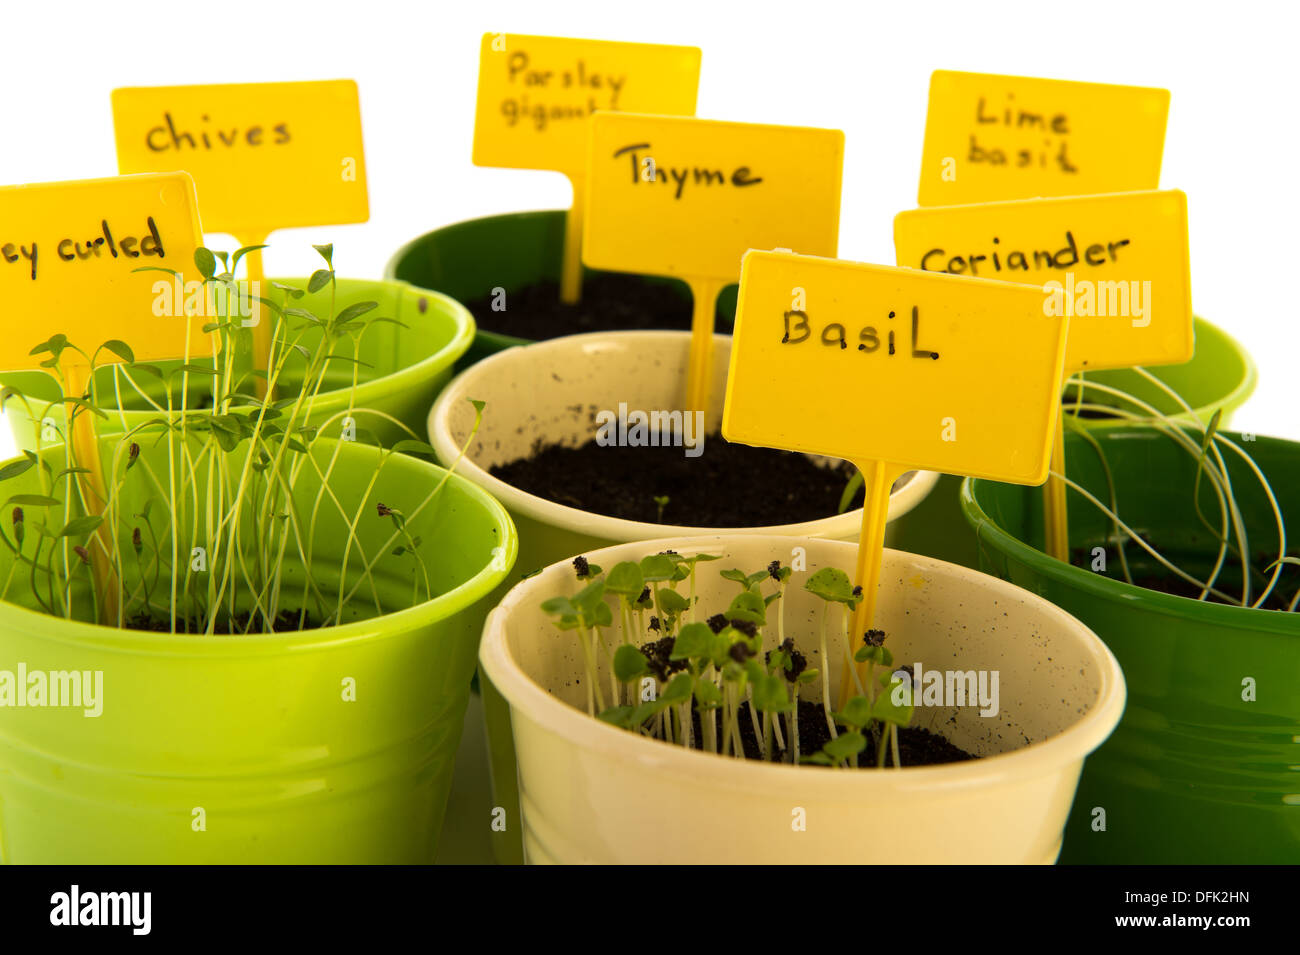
[1071,545,1299,611]
[125,608,318,633]
[461,273,728,341]
[682,699,972,767]
[490,433,865,526]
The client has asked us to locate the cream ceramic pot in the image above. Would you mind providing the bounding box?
[429,331,939,864]
[427,331,939,582]
[480,535,1125,864]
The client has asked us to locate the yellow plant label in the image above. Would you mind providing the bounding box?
[472,33,701,177]
[0,173,206,369]
[722,250,1067,485]
[895,190,1191,372]
[583,113,843,281]
[111,80,369,236]
[918,70,1169,206]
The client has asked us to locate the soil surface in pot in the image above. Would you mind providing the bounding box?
[633,634,975,767]
[736,699,975,767]
[462,273,725,340]
[1071,545,1299,611]
[491,433,868,526]
[125,608,320,633]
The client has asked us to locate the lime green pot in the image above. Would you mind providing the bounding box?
[0,276,473,452]
[890,317,1257,570]
[385,209,738,369]
[961,427,1299,863]
[0,437,516,863]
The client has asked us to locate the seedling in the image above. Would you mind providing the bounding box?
[0,244,486,634]
[540,550,931,769]
[1055,371,1295,612]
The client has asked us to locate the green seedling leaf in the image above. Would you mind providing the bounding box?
[58,515,103,538]
[838,470,864,515]
[541,595,576,618]
[6,494,60,508]
[639,554,675,582]
[592,601,613,627]
[629,697,669,727]
[231,244,268,272]
[657,588,690,615]
[313,243,334,268]
[270,281,306,299]
[605,560,644,598]
[572,579,607,620]
[833,696,873,730]
[823,730,867,761]
[597,706,634,728]
[334,301,378,325]
[693,677,722,709]
[390,439,437,457]
[128,362,164,379]
[99,339,135,364]
[307,269,333,294]
[872,681,914,727]
[798,668,819,684]
[805,567,855,604]
[752,673,793,714]
[801,752,835,766]
[726,590,767,626]
[0,458,35,482]
[662,672,694,705]
[194,248,216,280]
[670,621,712,660]
[614,644,649,682]
[720,568,749,586]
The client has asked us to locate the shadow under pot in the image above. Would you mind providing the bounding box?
[427,329,940,864]
[963,426,1300,863]
[385,209,738,369]
[480,534,1125,863]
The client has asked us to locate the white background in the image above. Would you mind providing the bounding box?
[1,0,1296,453]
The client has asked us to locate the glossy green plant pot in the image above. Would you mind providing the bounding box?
[961,427,1299,863]
[385,209,738,369]
[890,317,1257,570]
[0,277,473,452]
[0,436,516,863]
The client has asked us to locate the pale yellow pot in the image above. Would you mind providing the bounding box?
[479,535,1126,865]
[428,331,939,582]
[429,331,939,863]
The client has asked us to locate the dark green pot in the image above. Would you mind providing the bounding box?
[890,317,1257,570]
[962,427,1300,863]
[384,209,737,369]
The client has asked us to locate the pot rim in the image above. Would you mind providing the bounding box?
[427,330,940,538]
[1069,316,1258,430]
[3,276,476,418]
[479,534,1126,795]
[959,429,1300,634]
[0,437,518,656]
